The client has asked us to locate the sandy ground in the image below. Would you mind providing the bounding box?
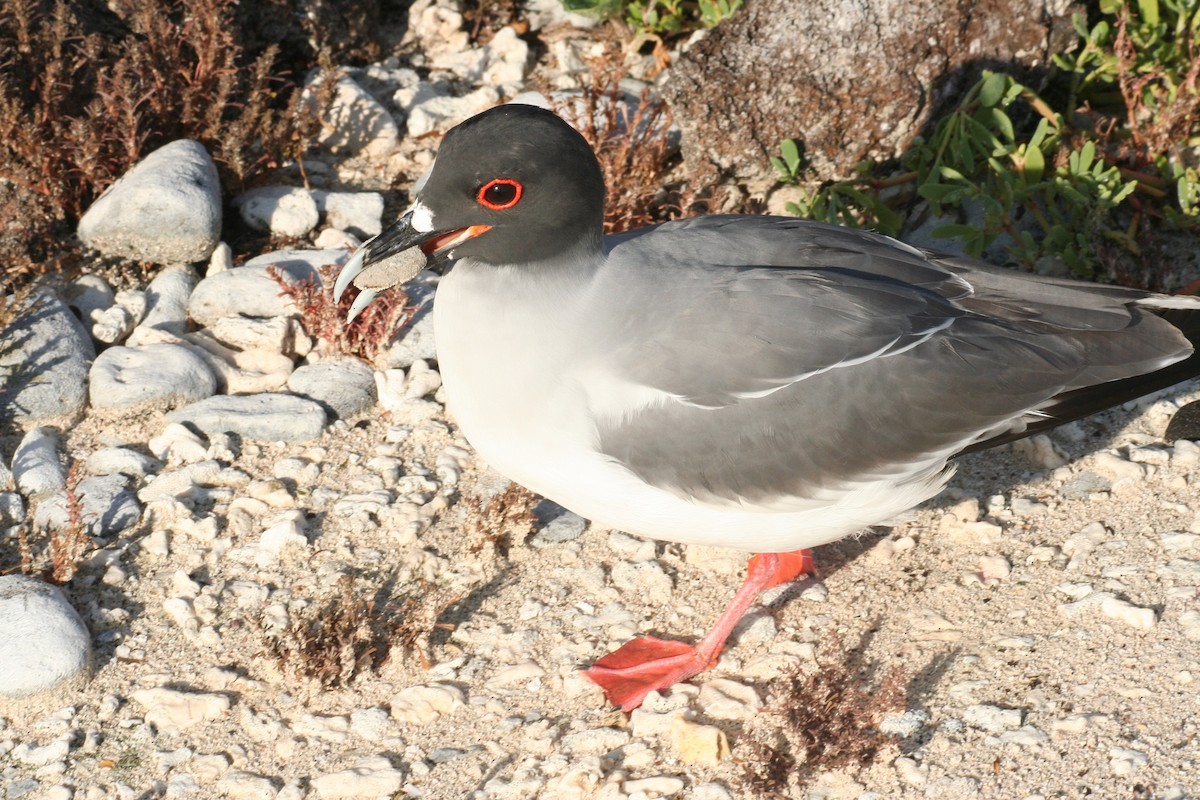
[3,368,1200,800]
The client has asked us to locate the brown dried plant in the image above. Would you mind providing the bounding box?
[262,574,457,686]
[1113,11,1200,167]
[0,0,323,279]
[741,634,908,794]
[48,461,89,583]
[466,483,539,558]
[267,262,415,364]
[560,41,705,234]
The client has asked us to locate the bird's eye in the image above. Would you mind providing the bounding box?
[477,178,523,210]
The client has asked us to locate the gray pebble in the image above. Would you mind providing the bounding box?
[85,447,163,479]
[127,265,198,343]
[0,575,92,698]
[313,190,385,238]
[287,359,377,419]
[77,139,221,264]
[165,393,327,442]
[234,185,320,238]
[189,249,346,326]
[12,427,65,501]
[89,343,218,411]
[0,288,95,424]
[77,474,142,538]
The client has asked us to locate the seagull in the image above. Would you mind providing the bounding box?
[335,103,1200,711]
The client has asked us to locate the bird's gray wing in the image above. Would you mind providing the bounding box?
[586,218,1193,506]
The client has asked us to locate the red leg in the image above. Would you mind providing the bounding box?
[584,548,815,711]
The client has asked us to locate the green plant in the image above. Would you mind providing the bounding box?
[560,0,741,38]
[775,0,1200,281]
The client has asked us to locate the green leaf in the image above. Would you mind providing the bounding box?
[1021,144,1045,184]
[781,139,801,172]
[987,107,1015,142]
[979,71,1007,108]
[1138,0,1159,27]
[926,224,984,239]
[939,165,968,182]
[917,183,962,202]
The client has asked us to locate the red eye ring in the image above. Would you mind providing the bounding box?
[477,178,523,210]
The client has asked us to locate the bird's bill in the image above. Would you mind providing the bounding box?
[333,209,491,321]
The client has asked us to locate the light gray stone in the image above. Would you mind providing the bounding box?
[188,249,348,326]
[77,474,142,538]
[166,394,327,442]
[308,74,400,158]
[127,264,198,344]
[0,575,92,697]
[406,85,500,137]
[287,359,377,419]
[234,186,320,238]
[64,275,115,326]
[313,191,385,238]
[12,427,65,502]
[77,139,221,264]
[85,447,163,479]
[381,284,436,368]
[0,288,95,424]
[90,305,136,345]
[89,343,218,411]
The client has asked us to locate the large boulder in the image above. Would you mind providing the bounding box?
[664,0,1077,193]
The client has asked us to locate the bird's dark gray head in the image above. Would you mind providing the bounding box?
[354,105,607,276]
[420,104,606,264]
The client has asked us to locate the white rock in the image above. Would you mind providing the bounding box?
[1090,452,1146,488]
[1099,597,1157,630]
[78,139,221,264]
[234,186,320,238]
[149,423,210,465]
[85,447,162,479]
[12,732,72,765]
[309,74,400,159]
[91,305,136,344]
[311,756,405,798]
[697,678,760,719]
[0,575,91,697]
[215,771,277,800]
[622,776,685,797]
[294,713,351,743]
[390,683,465,724]
[487,659,546,689]
[89,344,217,411]
[12,427,66,500]
[208,241,233,275]
[406,85,501,137]
[65,274,115,324]
[1011,434,1067,469]
[188,250,345,326]
[314,227,362,250]
[962,704,1022,733]
[1051,712,1108,733]
[404,359,442,399]
[288,359,377,419]
[127,265,198,344]
[313,191,384,238]
[210,316,294,354]
[131,688,230,735]
[1109,745,1149,775]
[349,708,393,743]
[164,393,327,442]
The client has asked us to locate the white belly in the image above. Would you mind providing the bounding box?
[432,262,954,552]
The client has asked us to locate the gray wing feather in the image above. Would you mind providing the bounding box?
[590,218,1194,505]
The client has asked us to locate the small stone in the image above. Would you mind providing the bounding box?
[127,265,198,343]
[287,359,377,419]
[390,683,465,725]
[89,344,217,411]
[670,716,729,767]
[697,678,760,719]
[962,704,1023,733]
[988,725,1048,746]
[311,756,405,799]
[561,727,629,756]
[294,714,351,743]
[85,447,162,479]
[313,191,385,238]
[12,732,72,766]
[622,776,685,797]
[0,575,92,697]
[487,659,546,689]
[165,393,327,442]
[0,288,94,424]
[1051,712,1108,733]
[77,139,221,263]
[1011,434,1067,469]
[308,74,400,158]
[149,423,209,465]
[1099,597,1157,630]
[131,688,230,735]
[1109,745,1149,775]
[349,708,393,743]
[215,771,277,800]
[235,186,319,238]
